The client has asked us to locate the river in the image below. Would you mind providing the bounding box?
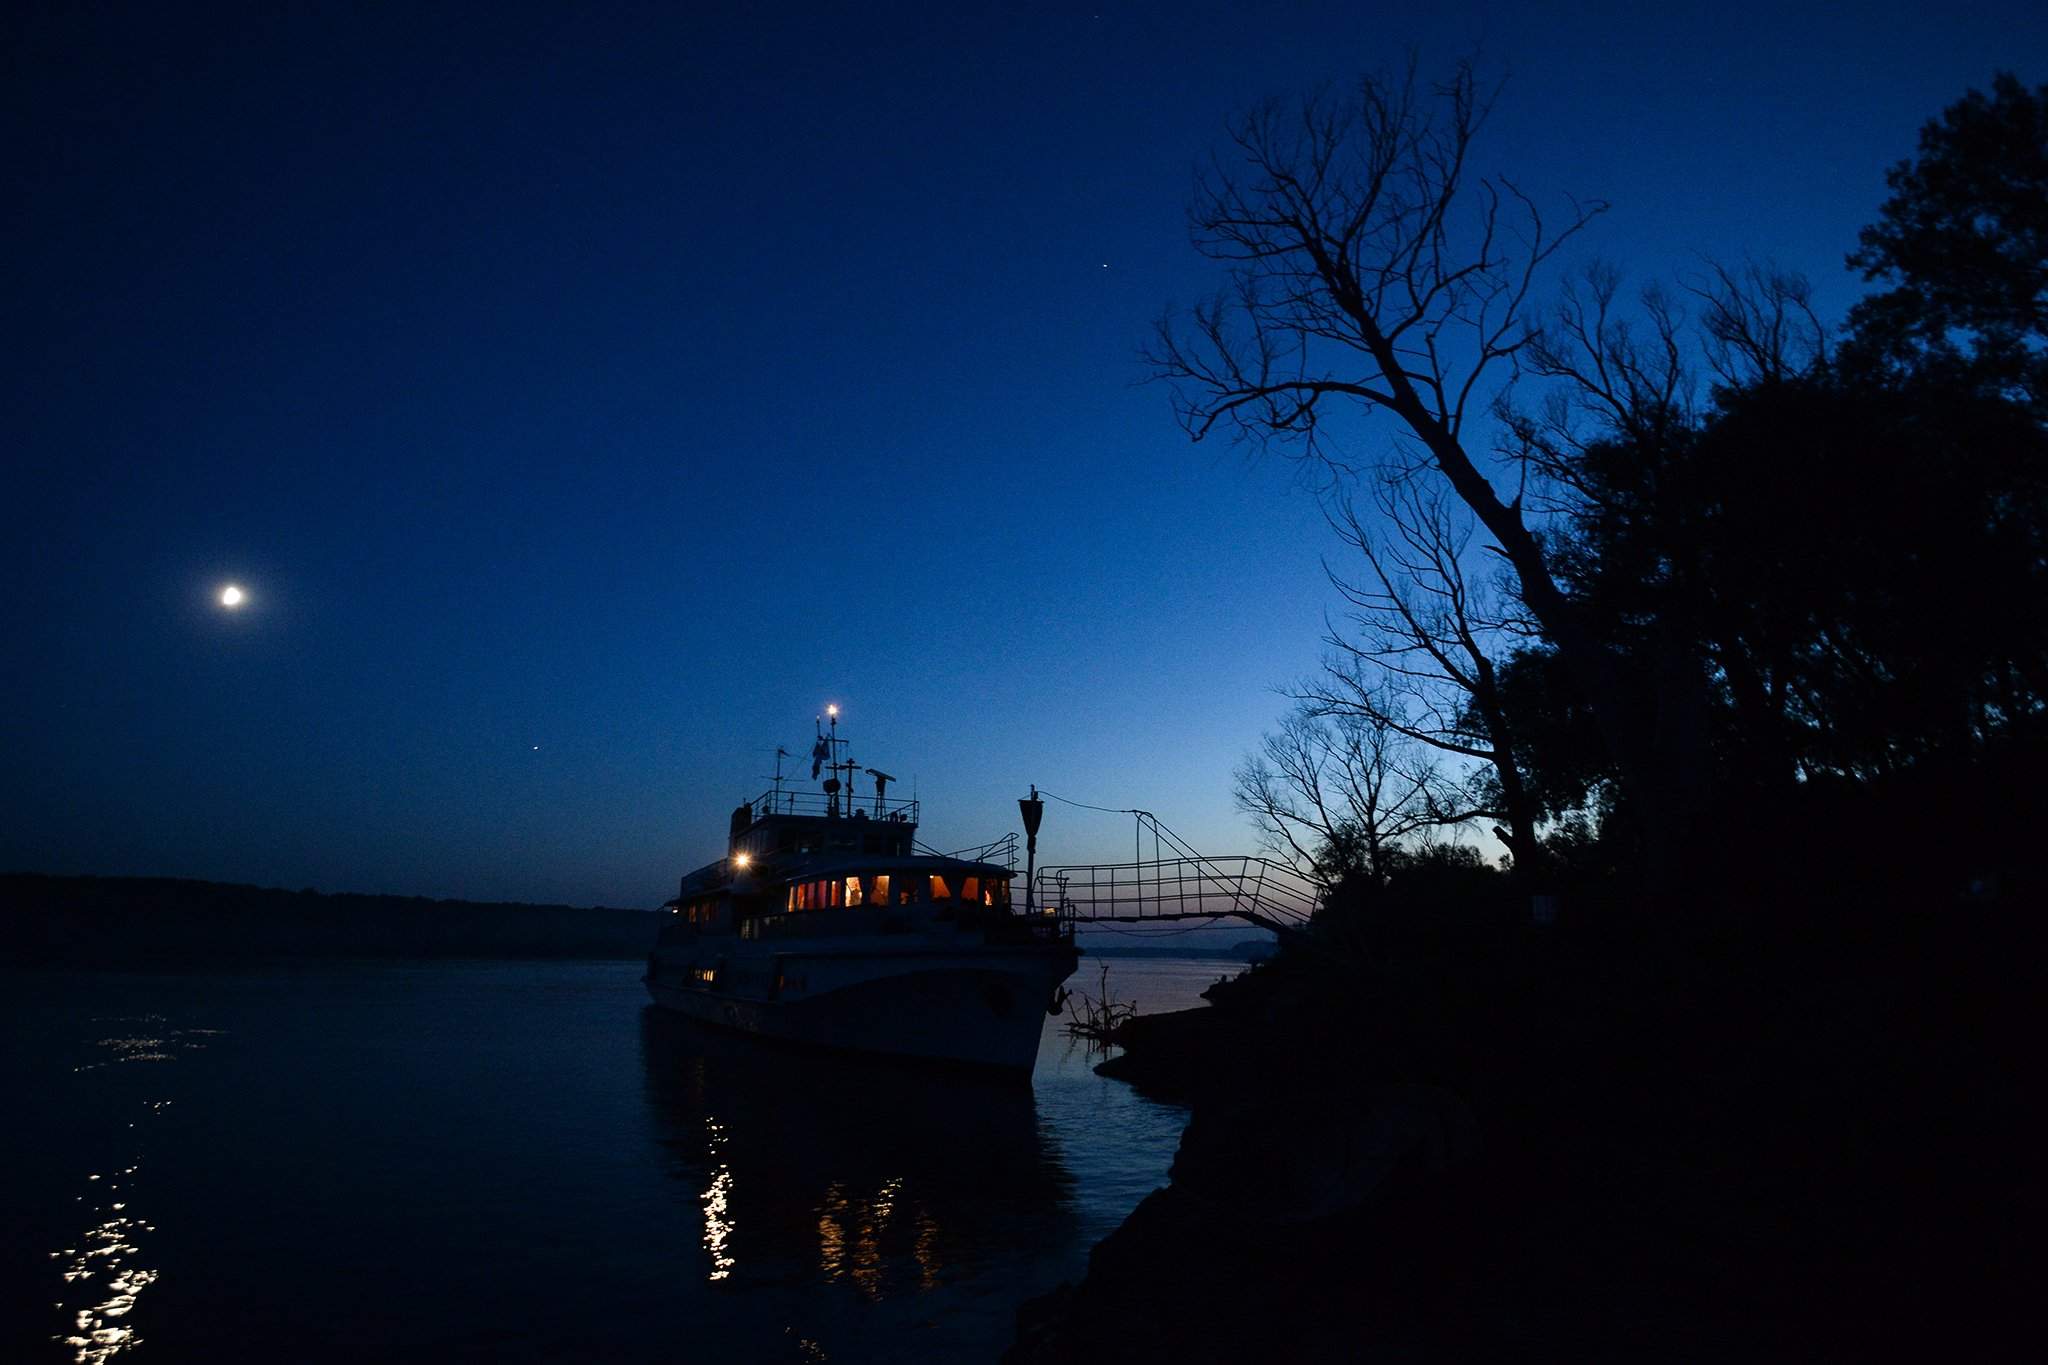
[0,955,1233,1364]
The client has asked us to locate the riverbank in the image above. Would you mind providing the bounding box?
[1009,905,2033,1361]
[0,873,659,963]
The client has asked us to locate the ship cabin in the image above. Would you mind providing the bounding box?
[727,785,922,866]
[741,853,1019,939]
[661,786,1043,944]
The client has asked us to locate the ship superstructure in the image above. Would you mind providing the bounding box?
[645,710,1076,1074]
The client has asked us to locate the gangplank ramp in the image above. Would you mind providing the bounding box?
[1033,854,1322,937]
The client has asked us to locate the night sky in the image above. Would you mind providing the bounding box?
[6,2,2041,908]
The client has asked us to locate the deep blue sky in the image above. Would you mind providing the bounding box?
[5,2,2040,908]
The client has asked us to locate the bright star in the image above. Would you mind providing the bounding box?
[220,585,246,608]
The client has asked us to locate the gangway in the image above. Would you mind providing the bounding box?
[1029,803,1325,938]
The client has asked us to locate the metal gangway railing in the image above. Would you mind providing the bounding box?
[919,832,1021,871]
[1034,854,1322,936]
[1028,801,1325,937]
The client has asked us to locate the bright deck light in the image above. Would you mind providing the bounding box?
[733,853,752,868]
[826,704,838,717]
[219,584,245,608]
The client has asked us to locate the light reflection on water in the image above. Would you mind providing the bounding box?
[56,1206,156,1365]
[73,1021,225,1073]
[3,957,1215,1364]
[813,1175,912,1301]
[638,1005,1085,1311]
[701,1118,736,1281]
[48,1019,208,1364]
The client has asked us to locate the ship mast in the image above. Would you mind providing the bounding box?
[817,703,860,817]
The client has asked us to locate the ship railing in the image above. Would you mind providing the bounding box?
[1034,856,1323,937]
[917,832,1020,870]
[747,789,920,823]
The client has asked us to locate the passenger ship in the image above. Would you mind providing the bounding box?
[644,710,1078,1074]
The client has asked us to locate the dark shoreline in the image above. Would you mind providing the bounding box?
[0,873,660,964]
[1009,906,2034,1362]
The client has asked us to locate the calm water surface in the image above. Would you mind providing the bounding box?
[0,956,1232,1364]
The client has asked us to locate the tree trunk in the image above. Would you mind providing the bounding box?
[1373,356,1713,892]
[1468,658,1544,889]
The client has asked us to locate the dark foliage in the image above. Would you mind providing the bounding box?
[1018,72,2048,1365]
[1502,75,2048,893]
[1194,69,2045,901]
[1556,373,2047,785]
[1846,72,2048,409]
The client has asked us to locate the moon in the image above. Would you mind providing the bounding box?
[220,584,246,608]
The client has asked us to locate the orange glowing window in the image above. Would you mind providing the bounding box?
[844,875,864,906]
[786,886,796,911]
[961,876,980,903]
[829,878,842,907]
[928,875,952,900]
[873,874,891,904]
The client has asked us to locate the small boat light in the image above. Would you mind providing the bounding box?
[733,852,752,869]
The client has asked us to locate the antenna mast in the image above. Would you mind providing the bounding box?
[819,703,854,816]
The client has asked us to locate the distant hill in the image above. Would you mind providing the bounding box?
[0,874,660,965]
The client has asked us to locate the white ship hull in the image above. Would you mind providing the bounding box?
[646,944,1072,1073]
[649,726,1075,1076]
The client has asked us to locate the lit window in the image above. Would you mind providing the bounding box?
[786,887,796,911]
[873,874,891,904]
[845,875,864,906]
[929,875,952,900]
[961,876,980,903]
[829,878,842,907]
